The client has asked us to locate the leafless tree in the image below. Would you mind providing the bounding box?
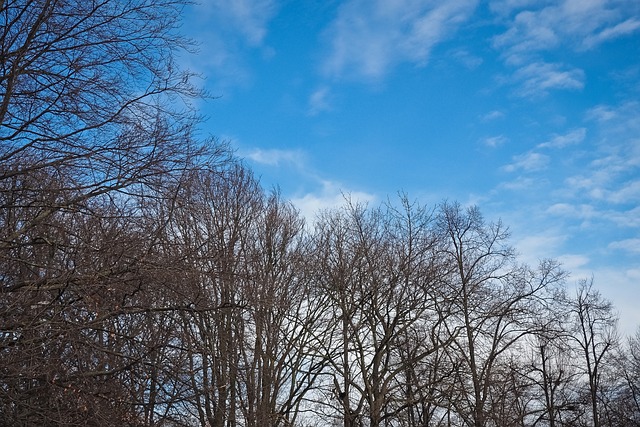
[435,202,565,427]
[607,326,640,426]
[229,190,330,427]
[306,196,453,427]
[569,279,620,427]
[0,0,225,424]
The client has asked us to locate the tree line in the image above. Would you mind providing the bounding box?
[1,1,639,426]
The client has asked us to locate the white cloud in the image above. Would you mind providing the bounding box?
[308,86,333,115]
[608,206,640,228]
[586,104,619,122]
[489,0,544,16]
[586,101,640,134]
[499,176,538,190]
[493,10,560,62]
[491,1,639,95]
[557,253,590,271]
[546,203,601,228]
[537,128,586,149]
[197,0,277,46]
[513,233,566,266]
[503,151,550,172]
[546,202,595,219]
[290,180,377,222]
[546,202,640,229]
[584,18,640,49]
[482,135,508,148]
[322,0,477,80]
[244,148,305,168]
[604,180,640,204]
[480,110,505,121]
[493,0,639,61]
[451,49,483,69]
[563,158,640,205]
[557,103,640,207]
[608,238,640,254]
[512,62,585,97]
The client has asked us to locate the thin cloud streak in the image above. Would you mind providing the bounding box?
[245,148,306,168]
[480,110,505,121]
[537,128,586,149]
[512,62,585,97]
[503,151,550,172]
[195,0,277,46]
[321,0,477,81]
[308,86,333,115]
[609,238,640,254]
[483,135,508,148]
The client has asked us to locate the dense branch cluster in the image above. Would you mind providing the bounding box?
[1,1,639,426]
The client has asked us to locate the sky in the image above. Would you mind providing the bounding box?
[181,0,640,335]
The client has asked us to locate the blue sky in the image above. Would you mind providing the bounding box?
[182,0,640,334]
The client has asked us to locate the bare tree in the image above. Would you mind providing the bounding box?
[435,202,565,427]
[0,0,225,424]
[236,190,330,427]
[159,165,260,427]
[569,279,619,427]
[608,326,640,426]
[0,0,207,217]
[306,196,453,427]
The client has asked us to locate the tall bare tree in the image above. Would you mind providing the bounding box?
[569,279,619,427]
[0,1,224,424]
[306,197,454,427]
[238,191,329,427]
[435,202,565,427]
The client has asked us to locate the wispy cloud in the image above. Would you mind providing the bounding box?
[451,49,483,69]
[537,128,586,149]
[549,190,640,227]
[510,231,568,266]
[609,238,640,254]
[555,102,640,206]
[480,110,505,121]
[493,0,640,62]
[482,135,508,148]
[512,62,585,97]
[583,18,640,49]
[244,148,305,168]
[491,1,639,95]
[489,0,544,17]
[196,0,277,46]
[608,206,640,228]
[546,203,597,223]
[493,10,561,64]
[557,253,590,271]
[503,151,550,172]
[308,86,333,115]
[321,0,477,81]
[498,176,540,191]
[586,104,619,122]
[290,180,377,222]
[586,101,640,133]
[599,180,640,204]
[185,0,278,91]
